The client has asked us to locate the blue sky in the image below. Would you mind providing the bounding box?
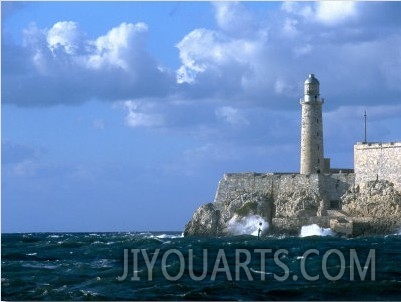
[2,1,401,232]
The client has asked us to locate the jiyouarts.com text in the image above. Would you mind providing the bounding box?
[117,248,376,282]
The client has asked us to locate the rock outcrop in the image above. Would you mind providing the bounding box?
[184,192,272,237]
[183,203,225,237]
[341,180,401,219]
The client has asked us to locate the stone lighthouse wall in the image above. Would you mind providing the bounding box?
[300,74,327,174]
[300,101,325,174]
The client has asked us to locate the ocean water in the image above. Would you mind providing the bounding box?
[2,229,401,301]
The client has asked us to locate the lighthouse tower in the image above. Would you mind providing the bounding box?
[300,74,328,174]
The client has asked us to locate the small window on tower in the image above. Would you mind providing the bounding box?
[317,132,319,136]
[317,118,319,123]
[317,145,320,150]
[317,159,320,164]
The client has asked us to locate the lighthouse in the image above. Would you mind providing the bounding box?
[300,74,329,174]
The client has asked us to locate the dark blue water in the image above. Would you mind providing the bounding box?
[2,232,401,300]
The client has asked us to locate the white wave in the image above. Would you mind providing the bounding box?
[227,215,269,236]
[250,268,273,275]
[138,232,153,236]
[155,234,183,239]
[300,224,335,237]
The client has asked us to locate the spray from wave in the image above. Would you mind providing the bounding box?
[227,215,269,236]
[300,224,336,237]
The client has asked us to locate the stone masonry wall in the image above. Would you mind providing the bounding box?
[323,173,355,202]
[213,172,354,221]
[214,173,321,205]
[300,101,325,174]
[354,142,401,191]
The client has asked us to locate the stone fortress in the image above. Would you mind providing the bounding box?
[184,74,401,237]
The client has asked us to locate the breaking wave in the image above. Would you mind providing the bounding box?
[227,215,269,236]
[154,234,184,239]
[300,224,335,237]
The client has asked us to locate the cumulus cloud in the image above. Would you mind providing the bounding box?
[2,21,174,106]
[315,2,358,25]
[175,1,401,111]
[281,2,358,26]
[212,2,256,36]
[175,28,257,85]
[3,2,401,146]
[86,22,148,70]
[47,21,82,55]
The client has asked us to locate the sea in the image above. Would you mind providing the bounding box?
[2,223,401,301]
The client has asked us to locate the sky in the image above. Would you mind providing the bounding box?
[2,1,401,233]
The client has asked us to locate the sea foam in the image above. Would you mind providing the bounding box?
[300,224,335,237]
[227,215,269,236]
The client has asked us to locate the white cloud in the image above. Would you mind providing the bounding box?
[315,2,357,26]
[282,18,299,37]
[47,21,81,55]
[212,2,255,36]
[87,22,148,70]
[123,100,164,128]
[281,2,313,19]
[3,21,173,106]
[175,27,261,95]
[282,1,358,26]
[3,2,401,133]
[176,28,233,83]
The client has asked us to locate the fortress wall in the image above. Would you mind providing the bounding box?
[214,173,352,209]
[322,173,355,202]
[354,142,401,191]
[214,173,321,205]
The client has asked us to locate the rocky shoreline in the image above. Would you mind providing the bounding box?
[184,176,401,237]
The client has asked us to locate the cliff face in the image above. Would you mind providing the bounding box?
[183,173,401,237]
